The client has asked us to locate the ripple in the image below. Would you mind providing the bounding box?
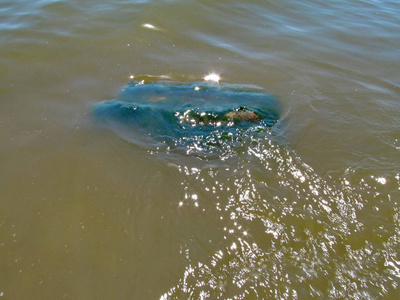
[160,134,400,299]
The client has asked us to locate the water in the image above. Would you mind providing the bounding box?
[91,79,280,158]
[0,0,399,299]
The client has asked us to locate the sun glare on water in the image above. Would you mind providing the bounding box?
[142,23,157,30]
[204,73,220,83]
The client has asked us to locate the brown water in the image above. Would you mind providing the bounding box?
[1,0,400,299]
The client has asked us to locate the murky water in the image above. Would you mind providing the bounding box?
[1,0,399,299]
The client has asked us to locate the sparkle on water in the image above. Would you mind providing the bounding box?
[157,131,400,299]
[204,73,221,83]
[1,0,399,298]
[142,23,157,30]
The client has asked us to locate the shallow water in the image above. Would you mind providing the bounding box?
[0,0,399,299]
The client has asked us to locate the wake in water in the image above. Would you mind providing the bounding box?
[92,76,399,299]
[160,135,399,299]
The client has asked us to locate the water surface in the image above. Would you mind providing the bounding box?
[0,0,399,299]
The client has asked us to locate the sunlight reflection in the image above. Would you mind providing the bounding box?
[142,23,157,30]
[161,129,399,299]
[204,73,220,83]
[373,176,387,185]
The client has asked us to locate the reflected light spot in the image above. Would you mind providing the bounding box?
[204,73,220,83]
[143,23,156,29]
[230,242,237,250]
[376,177,387,184]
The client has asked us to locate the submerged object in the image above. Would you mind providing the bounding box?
[92,78,280,154]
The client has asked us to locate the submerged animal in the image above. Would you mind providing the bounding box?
[92,78,280,151]
[180,106,261,125]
